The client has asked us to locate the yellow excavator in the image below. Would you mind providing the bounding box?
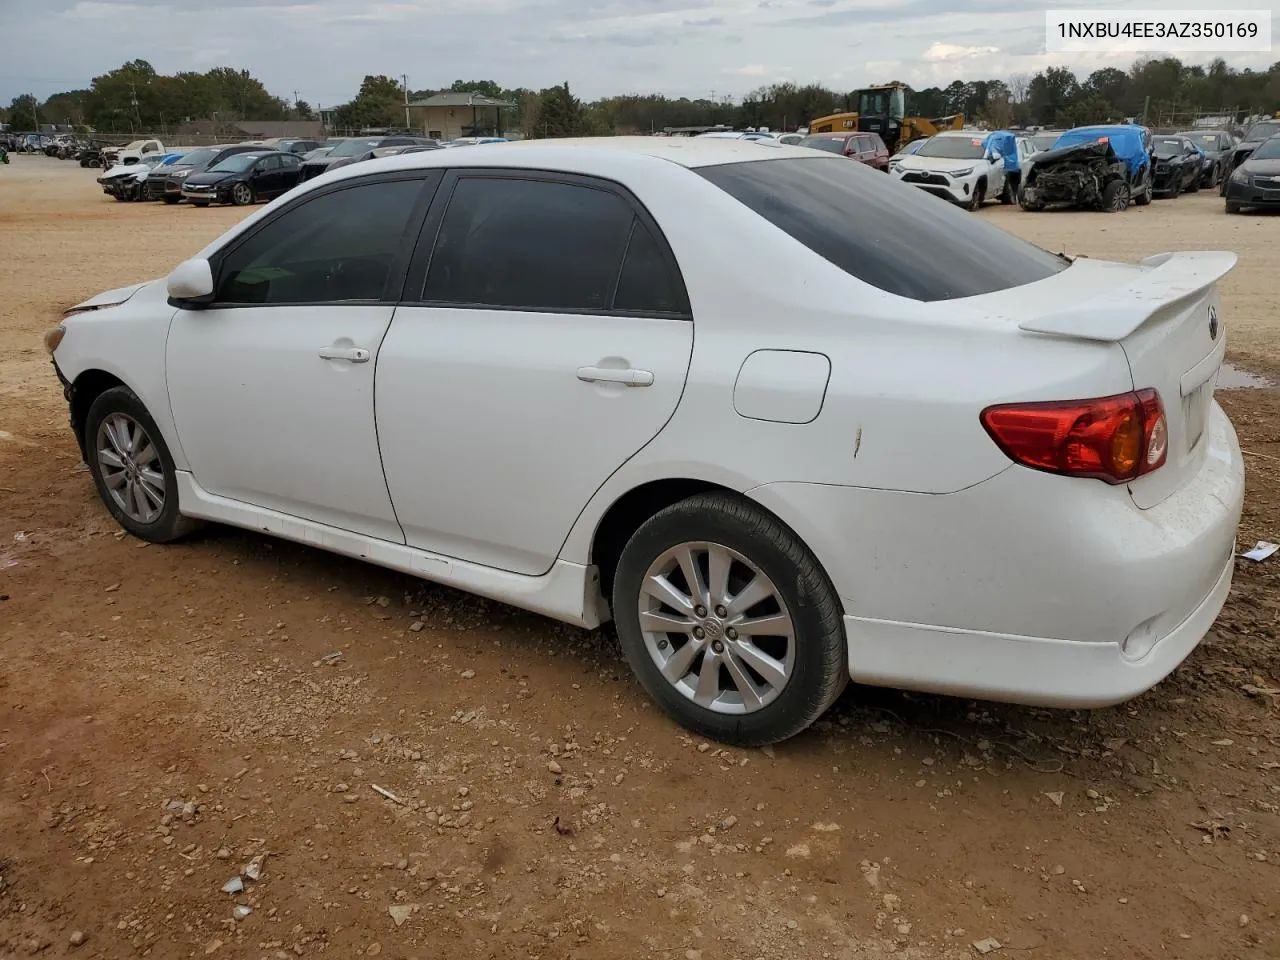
[808,83,964,154]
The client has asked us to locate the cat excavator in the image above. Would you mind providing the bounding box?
[808,82,964,154]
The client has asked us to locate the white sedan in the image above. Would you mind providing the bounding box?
[45,137,1244,745]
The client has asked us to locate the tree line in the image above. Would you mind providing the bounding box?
[4,56,1278,137]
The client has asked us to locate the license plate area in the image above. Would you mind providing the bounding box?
[1183,382,1209,452]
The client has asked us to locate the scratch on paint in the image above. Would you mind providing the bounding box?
[853,426,862,458]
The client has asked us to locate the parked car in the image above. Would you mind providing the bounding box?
[1223,133,1280,213]
[1221,119,1280,190]
[442,136,509,147]
[299,136,427,180]
[886,137,929,171]
[43,137,1245,745]
[301,146,336,162]
[1020,125,1153,211]
[1150,136,1202,197]
[1178,130,1233,188]
[77,140,110,168]
[269,138,323,156]
[325,140,442,172]
[888,130,1007,209]
[97,153,185,201]
[144,144,268,203]
[798,132,890,170]
[180,150,303,206]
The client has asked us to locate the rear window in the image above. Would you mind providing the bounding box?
[696,156,1068,302]
[799,136,848,154]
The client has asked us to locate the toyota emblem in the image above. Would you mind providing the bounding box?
[1208,305,1219,340]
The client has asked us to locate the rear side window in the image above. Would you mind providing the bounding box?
[697,156,1068,301]
[423,177,635,311]
[614,220,689,314]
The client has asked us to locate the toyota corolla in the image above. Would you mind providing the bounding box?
[44,137,1244,746]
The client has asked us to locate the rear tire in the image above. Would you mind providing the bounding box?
[1101,179,1130,212]
[84,386,198,544]
[611,492,848,746]
[1132,179,1152,206]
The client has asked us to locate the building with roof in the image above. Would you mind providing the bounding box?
[407,92,515,141]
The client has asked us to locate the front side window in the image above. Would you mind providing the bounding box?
[215,178,425,305]
[698,156,1068,302]
[422,176,637,312]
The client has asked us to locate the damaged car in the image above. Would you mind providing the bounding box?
[1150,135,1202,197]
[1018,125,1152,213]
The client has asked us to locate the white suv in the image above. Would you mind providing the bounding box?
[889,130,1007,210]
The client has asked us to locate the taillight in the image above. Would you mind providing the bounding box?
[980,388,1168,484]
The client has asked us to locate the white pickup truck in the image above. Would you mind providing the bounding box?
[103,139,165,166]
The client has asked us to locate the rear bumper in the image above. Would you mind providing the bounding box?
[748,402,1244,708]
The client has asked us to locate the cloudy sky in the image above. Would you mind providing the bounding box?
[1,0,1275,107]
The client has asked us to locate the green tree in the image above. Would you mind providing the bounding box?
[8,94,39,128]
[530,82,592,137]
[1027,66,1081,124]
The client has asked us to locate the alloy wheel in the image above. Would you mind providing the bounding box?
[638,541,795,715]
[233,183,251,205]
[96,413,165,524]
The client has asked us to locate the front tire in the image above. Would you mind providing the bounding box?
[611,493,847,746]
[85,386,196,544]
[231,182,254,206]
[1102,179,1130,212]
[1225,201,1242,214]
[966,180,986,211]
[1132,178,1152,206]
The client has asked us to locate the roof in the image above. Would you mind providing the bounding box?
[407,93,516,109]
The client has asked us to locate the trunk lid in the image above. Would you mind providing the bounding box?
[1017,251,1236,508]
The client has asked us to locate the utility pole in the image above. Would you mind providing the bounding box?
[402,74,411,132]
[129,80,142,132]
[30,92,39,130]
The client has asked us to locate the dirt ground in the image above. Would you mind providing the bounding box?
[1,156,1278,960]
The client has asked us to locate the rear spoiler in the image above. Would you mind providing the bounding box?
[1018,251,1237,342]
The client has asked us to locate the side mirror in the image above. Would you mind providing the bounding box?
[167,258,214,304]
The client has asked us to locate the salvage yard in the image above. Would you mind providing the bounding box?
[2,156,1279,960]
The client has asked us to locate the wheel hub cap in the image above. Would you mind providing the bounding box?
[638,541,796,716]
[96,413,165,525]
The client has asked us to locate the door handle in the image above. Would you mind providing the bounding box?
[318,346,369,363]
[576,365,654,387]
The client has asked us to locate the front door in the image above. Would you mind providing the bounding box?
[376,170,695,576]
[165,172,438,541]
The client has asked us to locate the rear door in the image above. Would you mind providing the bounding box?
[376,169,695,576]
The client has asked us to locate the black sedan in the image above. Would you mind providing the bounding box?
[1178,130,1234,188]
[1221,119,1280,192]
[144,143,266,203]
[180,151,303,207]
[298,136,430,181]
[1224,134,1280,213]
[1150,136,1201,197]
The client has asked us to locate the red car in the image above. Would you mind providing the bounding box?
[798,132,890,170]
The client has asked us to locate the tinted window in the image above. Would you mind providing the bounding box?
[1251,137,1280,161]
[799,136,847,154]
[614,221,689,315]
[698,156,1068,302]
[215,178,424,305]
[423,177,635,311]
[281,154,301,167]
